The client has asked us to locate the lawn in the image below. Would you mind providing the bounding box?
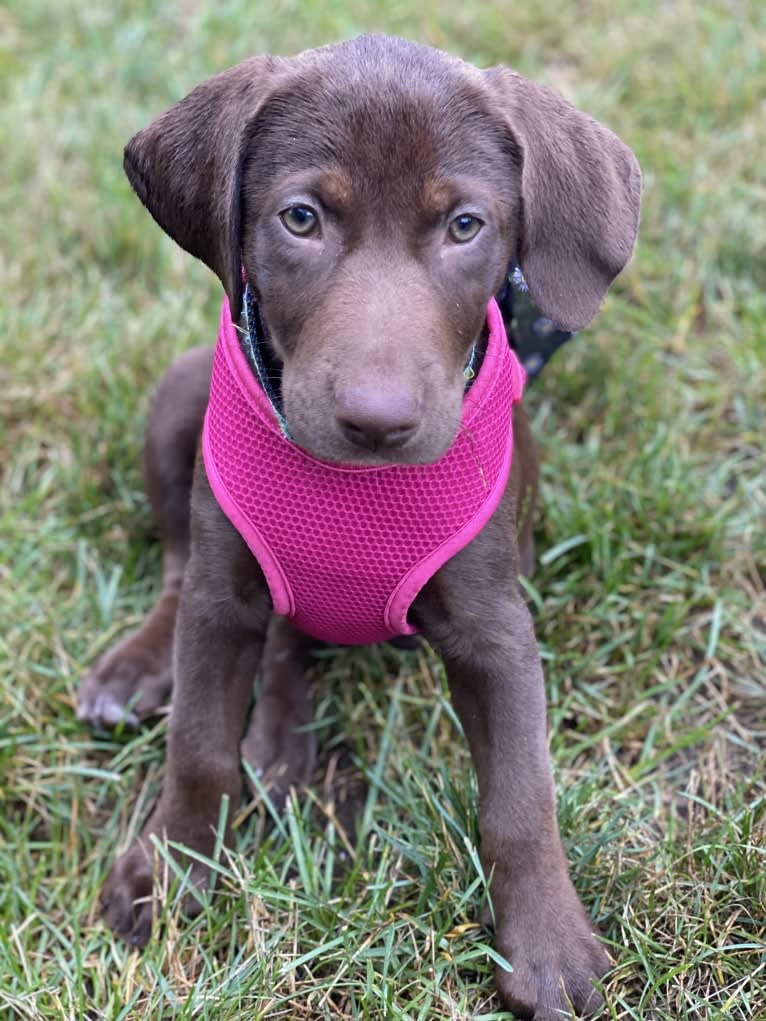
[1,1,764,1019]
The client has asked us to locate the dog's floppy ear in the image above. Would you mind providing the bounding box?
[485,68,641,332]
[124,56,284,316]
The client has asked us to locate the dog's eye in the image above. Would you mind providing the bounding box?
[449,214,483,243]
[280,205,318,237]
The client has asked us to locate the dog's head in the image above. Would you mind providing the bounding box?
[125,35,640,464]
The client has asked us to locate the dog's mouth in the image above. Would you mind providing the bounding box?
[236,264,570,465]
[238,282,485,458]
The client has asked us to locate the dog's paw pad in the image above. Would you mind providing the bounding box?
[78,690,139,729]
[77,641,171,730]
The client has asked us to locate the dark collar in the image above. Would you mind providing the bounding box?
[239,284,291,437]
[495,265,576,379]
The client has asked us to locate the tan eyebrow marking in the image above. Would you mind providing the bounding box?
[421,178,460,219]
[318,168,354,206]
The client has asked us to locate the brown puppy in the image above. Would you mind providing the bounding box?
[79,35,640,1020]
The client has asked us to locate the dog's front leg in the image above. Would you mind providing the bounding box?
[416,542,610,1019]
[101,473,270,947]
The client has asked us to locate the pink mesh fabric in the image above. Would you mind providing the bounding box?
[202,297,525,645]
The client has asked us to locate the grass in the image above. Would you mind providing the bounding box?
[1,0,764,1018]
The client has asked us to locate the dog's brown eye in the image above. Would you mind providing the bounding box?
[280,205,318,237]
[449,214,482,243]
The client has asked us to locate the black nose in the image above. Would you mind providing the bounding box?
[336,386,420,451]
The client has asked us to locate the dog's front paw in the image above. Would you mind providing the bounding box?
[100,833,211,947]
[100,838,156,946]
[78,633,172,729]
[489,869,610,1019]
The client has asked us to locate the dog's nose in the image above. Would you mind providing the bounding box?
[336,386,420,451]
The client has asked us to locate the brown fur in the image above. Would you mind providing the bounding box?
[79,35,640,1020]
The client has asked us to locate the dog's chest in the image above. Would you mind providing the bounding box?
[202,297,525,645]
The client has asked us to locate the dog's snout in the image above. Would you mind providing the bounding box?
[336,385,420,452]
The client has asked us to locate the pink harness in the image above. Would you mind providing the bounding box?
[202,297,525,645]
